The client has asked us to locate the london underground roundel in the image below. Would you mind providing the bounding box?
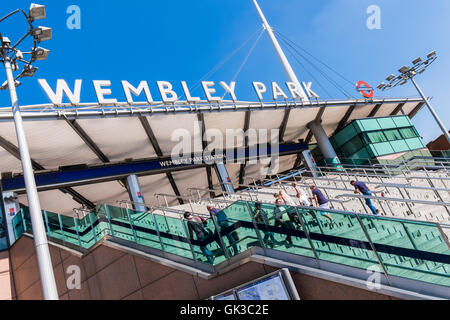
[356,81,374,98]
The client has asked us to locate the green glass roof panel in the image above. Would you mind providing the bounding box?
[376,117,397,130]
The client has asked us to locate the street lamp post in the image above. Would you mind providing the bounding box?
[377,51,450,143]
[0,4,58,300]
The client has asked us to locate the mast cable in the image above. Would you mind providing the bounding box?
[222,28,265,100]
[274,29,355,87]
[179,27,264,100]
[274,30,356,99]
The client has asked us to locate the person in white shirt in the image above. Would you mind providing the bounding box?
[278,190,296,206]
[292,183,311,206]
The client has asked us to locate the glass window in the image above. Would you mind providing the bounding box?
[383,129,402,141]
[359,118,381,131]
[393,116,412,128]
[376,117,396,130]
[341,135,364,156]
[366,131,387,144]
[399,127,417,139]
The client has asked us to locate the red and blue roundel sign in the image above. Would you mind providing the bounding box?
[356,81,374,98]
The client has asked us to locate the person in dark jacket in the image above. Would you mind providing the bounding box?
[253,202,276,248]
[309,185,334,222]
[351,180,380,215]
[184,211,214,264]
[207,206,240,255]
[273,198,295,246]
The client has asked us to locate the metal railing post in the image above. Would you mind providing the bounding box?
[125,208,138,243]
[160,207,171,233]
[151,212,165,251]
[74,218,82,247]
[295,207,321,269]
[354,214,392,286]
[21,210,27,232]
[57,214,65,243]
[88,212,98,243]
[244,201,267,256]
[401,222,418,251]
[43,210,50,234]
[435,224,450,250]
[104,204,115,237]
[180,218,198,262]
[210,212,231,260]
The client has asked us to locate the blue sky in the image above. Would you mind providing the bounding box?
[1,0,449,143]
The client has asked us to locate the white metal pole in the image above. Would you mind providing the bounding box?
[410,77,450,143]
[252,0,309,101]
[2,49,59,300]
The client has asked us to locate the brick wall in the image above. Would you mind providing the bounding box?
[8,236,397,300]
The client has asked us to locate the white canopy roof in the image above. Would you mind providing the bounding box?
[0,97,424,215]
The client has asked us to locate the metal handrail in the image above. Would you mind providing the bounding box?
[274,175,450,206]
[300,166,450,181]
[282,171,450,192]
[218,181,357,205]
[336,193,450,208]
[245,177,450,220]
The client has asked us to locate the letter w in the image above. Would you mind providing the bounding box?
[38,79,82,104]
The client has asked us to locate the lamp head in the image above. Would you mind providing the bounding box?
[29,3,46,21]
[385,74,395,81]
[31,47,50,61]
[398,66,410,74]
[32,26,52,42]
[21,65,38,77]
[1,37,11,47]
[427,51,436,58]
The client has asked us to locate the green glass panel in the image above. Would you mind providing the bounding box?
[99,205,134,243]
[298,207,381,270]
[12,212,25,239]
[333,124,357,148]
[399,127,418,139]
[154,214,193,260]
[219,201,260,255]
[340,135,365,157]
[372,142,395,156]
[351,148,370,160]
[390,140,410,153]
[393,116,412,128]
[12,202,449,287]
[247,202,315,258]
[45,211,64,241]
[384,129,403,141]
[76,213,97,249]
[359,118,381,131]
[376,117,397,130]
[367,131,388,144]
[405,138,425,150]
[182,216,223,265]
[360,216,450,286]
[59,215,79,246]
[128,209,162,250]
[22,207,32,232]
[203,217,228,264]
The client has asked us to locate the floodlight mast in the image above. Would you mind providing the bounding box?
[378,52,449,143]
[0,5,58,300]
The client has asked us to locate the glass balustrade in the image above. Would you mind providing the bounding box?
[10,200,450,287]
